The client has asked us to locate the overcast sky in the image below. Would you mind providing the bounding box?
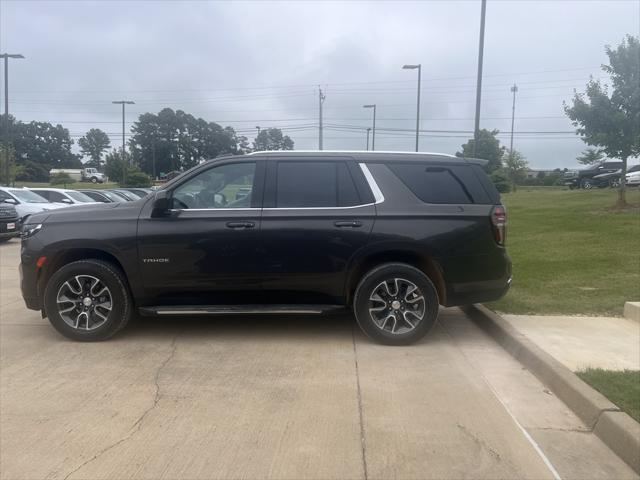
[1,0,639,168]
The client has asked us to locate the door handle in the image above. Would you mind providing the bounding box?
[226,221,255,229]
[334,220,362,228]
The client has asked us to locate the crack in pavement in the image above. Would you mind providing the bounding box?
[57,332,182,480]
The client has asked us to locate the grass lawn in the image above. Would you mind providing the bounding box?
[577,369,640,422]
[490,186,640,316]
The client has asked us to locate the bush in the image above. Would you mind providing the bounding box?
[50,172,76,187]
[122,170,152,188]
[15,161,50,182]
[490,168,511,193]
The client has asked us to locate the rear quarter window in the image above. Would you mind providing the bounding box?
[386,163,493,204]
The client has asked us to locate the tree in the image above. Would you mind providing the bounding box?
[455,129,504,172]
[564,35,640,207]
[129,108,242,177]
[0,144,17,185]
[0,115,81,169]
[576,148,605,165]
[122,170,152,188]
[104,149,128,184]
[78,128,111,169]
[503,149,529,191]
[50,172,76,188]
[253,128,294,151]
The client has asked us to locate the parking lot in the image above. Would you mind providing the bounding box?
[0,240,636,480]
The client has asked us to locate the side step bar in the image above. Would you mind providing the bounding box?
[138,304,346,316]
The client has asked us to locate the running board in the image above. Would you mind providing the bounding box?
[138,304,346,316]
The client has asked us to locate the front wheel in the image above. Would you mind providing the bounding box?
[609,177,621,188]
[353,263,439,345]
[580,178,593,189]
[44,259,132,341]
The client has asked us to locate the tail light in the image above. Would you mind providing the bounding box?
[491,205,507,245]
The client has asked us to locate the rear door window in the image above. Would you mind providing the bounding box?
[386,163,491,204]
[275,161,361,208]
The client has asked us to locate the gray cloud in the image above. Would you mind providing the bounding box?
[2,0,638,168]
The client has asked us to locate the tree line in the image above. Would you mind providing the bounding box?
[0,108,295,184]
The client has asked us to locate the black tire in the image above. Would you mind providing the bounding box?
[90,177,98,183]
[609,177,621,188]
[353,263,439,346]
[580,178,593,189]
[44,259,132,341]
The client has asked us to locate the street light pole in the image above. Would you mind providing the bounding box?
[318,87,326,150]
[366,127,371,151]
[112,100,134,184]
[473,0,487,157]
[1,53,24,186]
[363,104,376,151]
[402,64,421,152]
[509,84,518,158]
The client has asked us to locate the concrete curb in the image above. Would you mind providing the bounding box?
[624,302,640,323]
[464,304,640,474]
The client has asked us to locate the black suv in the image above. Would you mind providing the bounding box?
[20,151,511,345]
[0,204,20,243]
[563,160,624,189]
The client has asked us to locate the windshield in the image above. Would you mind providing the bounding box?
[66,191,96,203]
[8,189,50,203]
[102,191,126,202]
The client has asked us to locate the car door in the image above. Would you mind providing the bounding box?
[260,157,375,304]
[137,159,265,306]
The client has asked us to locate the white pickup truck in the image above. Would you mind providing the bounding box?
[49,168,106,184]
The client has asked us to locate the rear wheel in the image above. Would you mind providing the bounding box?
[609,177,621,188]
[353,263,439,345]
[44,259,132,341]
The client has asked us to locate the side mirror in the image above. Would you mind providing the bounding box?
[151,190,171,217]
[2,198,18,205]
[61,198,73,204]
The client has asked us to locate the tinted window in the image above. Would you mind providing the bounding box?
[173,162,255,209]
[276,161,360,208]
[387,163,490,204]
[48,192,66,203]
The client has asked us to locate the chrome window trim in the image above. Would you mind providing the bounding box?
[263,203,374,211]
[168,208,260,213]
[359,163,385,204]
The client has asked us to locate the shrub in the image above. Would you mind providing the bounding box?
[50,172,76,187]
[122,170,152,188]
[490,168,511,193]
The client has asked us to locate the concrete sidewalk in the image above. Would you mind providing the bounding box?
[501,314,640,371]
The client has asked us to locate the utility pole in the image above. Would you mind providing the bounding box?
[318,87,326,150]
[1,53,24,186]
[402,64,422,152]
[472,0,487,157]
[509,83,518,159]
[366,127,371,151]
[363,104,376,151]
[112,100,134,184]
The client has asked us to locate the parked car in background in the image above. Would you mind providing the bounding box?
[49,167,106,184]
[591,164,640,188]
[563,161,624,189]
[20,151,510,345]
[106,189,142,201]
[119,188,152,198]
[0,203,20,243]
[77,189,129,203]
[626,170,640,187]
[30,188,98,205]
[0,187,67,223]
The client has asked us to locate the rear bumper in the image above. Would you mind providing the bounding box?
[443,253,512,307]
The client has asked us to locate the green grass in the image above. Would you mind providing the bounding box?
[577,369,640,422]
[490,187,640,316]
[12,181,120,190]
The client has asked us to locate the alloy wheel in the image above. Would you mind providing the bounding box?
[56,275,113,330]
[368,277,426,334]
